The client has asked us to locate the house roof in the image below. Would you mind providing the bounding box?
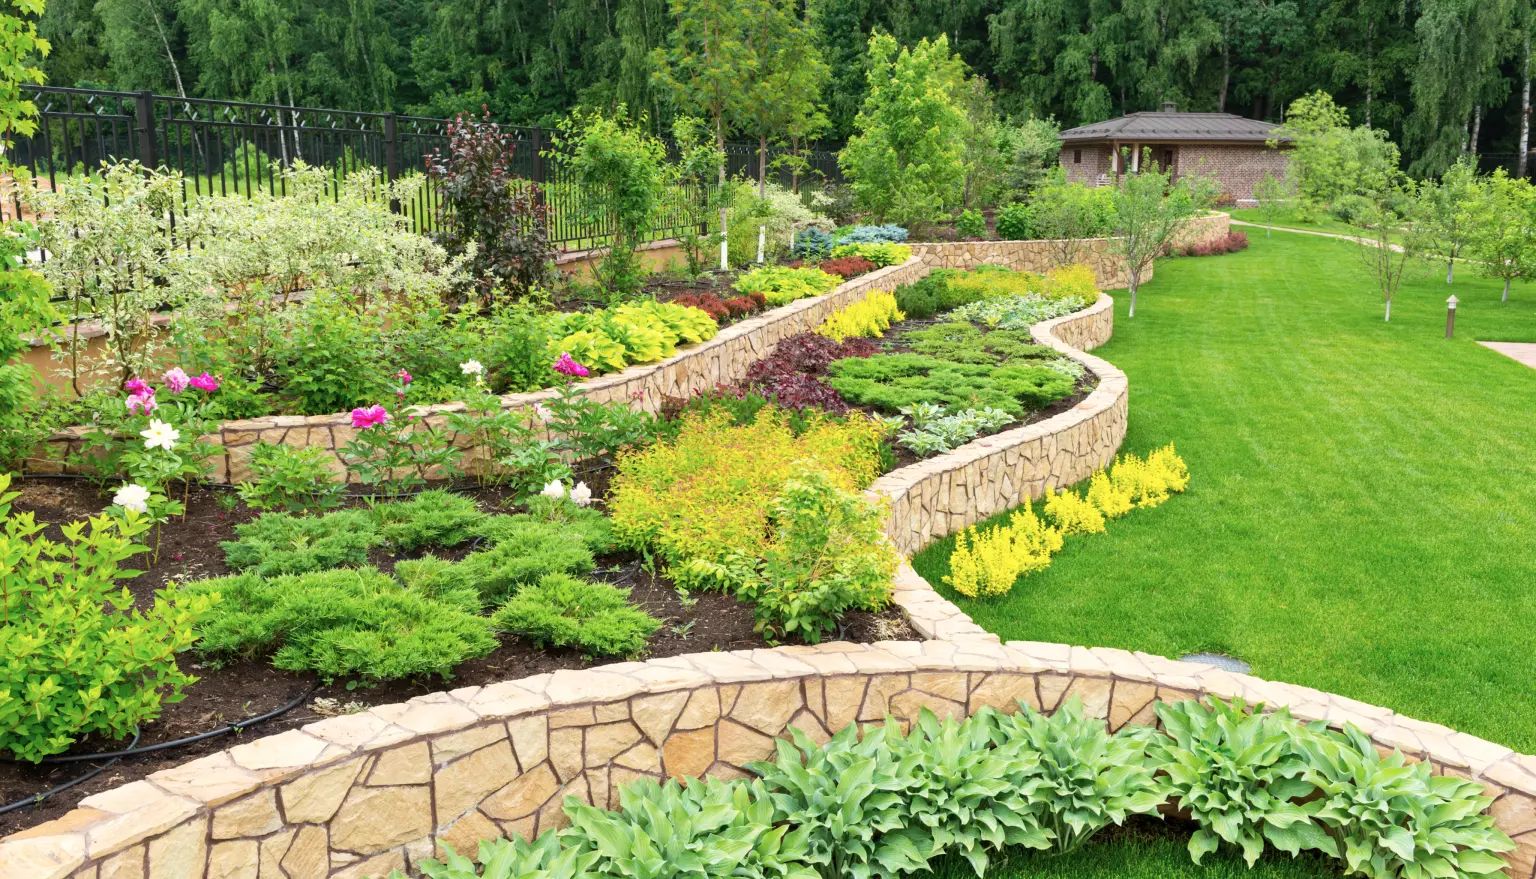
[1059,111,1291,143]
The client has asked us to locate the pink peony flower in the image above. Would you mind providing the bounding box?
[189,372,220,392]
[163,367,190,394]
[124,378,149,395]
[350,404,391,430]
[553,352,589,378]
[395,369,412,386]
[126,390,158,414]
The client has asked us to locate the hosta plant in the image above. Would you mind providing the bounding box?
[562,776,820,879]
[983,696,1165,853]
[1151,697,1336,866]
[1304,725,1514,879]
[409,833,598,879]
[749,722,912,879]
[892,709,1054,875]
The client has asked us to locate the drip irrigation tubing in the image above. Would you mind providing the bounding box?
[0,729,139,817]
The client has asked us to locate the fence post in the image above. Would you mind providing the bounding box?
[134,91,157,171]
[383,111,400,214]
[531,126,544,184]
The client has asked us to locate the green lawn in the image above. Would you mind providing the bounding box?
[1228,207,1358,238]
[912,232,1536,753]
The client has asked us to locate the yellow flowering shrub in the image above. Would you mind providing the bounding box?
[1044,488,1106,535]
[1040,264,1099,301]
[942,444,1190,599]
[946,265,1044,300]
[608,408,888,570]
[817,290,905,343]
[944,500,1062,598]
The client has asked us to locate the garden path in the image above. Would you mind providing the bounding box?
[1478,340,1536,369]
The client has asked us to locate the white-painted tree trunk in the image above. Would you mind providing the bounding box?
[1505,278,1512,302]
[1447,260,1455,284]
[719,206,729,271]
[1384,299,1392,321]
[757,225,765,263]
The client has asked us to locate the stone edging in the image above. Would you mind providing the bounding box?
[867,292,1125,559]
[5,631,1532,879]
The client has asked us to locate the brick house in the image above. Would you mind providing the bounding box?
[1058,103,1292,205]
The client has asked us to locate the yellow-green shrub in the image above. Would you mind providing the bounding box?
[944,500,1062,598]
[943,444,1189,599]
[1044,488,1106,535]
[548,300,720,374]
[829,242,913,267]
[608,408,888,570]
[1040,264,1099,300]
[734,266,840,306]
[946,265,1044,300]
[817,290,905,343]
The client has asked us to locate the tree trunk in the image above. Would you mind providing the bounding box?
[1384,298,1392,321]
[1470,106,1482,156]
[1127,273,1138,317]
[144,0,188,99]
[1504,277,1511,301]
[1218,44,1230,112]
[757,134,766,263]
[1447,260,1454,284]
[716,121,728,271]
[1521,32,1532,179]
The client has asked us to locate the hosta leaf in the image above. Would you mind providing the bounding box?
[1381,826,1418,861]
[1188,828,1220,865]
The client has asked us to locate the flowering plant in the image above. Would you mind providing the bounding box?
[339,370,464,497]
[445,363,569,494]
[553,351,590,378]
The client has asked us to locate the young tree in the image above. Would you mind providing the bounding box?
[1026,169,1117,267]
[671,114,725,276]
[1276,91,1401,219]
[1108,150,1214,317]
[1000,116,1062,204]
[0,0,48,151]
[838,32,967,226]
[1472,169,1536,302]
[1252,169,1296,237]
[652,0,755,270]
[1416,157,1484,283]
[1350,187,1423,321]
[554,108,668,299]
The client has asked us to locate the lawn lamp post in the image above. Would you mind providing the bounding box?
[1446,294,1458,339]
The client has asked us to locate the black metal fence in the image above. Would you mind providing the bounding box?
[6,86,842,250]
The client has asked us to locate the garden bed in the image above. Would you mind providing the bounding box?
[0,474,908,834]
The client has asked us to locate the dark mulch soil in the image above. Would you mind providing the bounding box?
[0,474,911,833]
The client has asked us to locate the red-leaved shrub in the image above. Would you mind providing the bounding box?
[1180,230,1249,258]
[672,289,765,323]
[816,256,878,279]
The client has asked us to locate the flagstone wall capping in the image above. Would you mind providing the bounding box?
[6,630,1532,879]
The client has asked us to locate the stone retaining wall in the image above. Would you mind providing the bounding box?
[30,259,930,484]
[7,631,1532,879]
[866,293,1126,557]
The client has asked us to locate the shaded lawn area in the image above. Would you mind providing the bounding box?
[922,831,1337,879]
[912,232,1536,753]
[1227,207,1360,238]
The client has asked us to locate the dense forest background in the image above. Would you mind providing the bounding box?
[32,0,1536,175]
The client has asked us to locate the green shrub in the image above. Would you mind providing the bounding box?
[372,490,486,551]
[1304,724,1514,878]
[394,555,482,608]
[221,509,381,577]
[984,696,1165,853]
[955,209,987,239]
[1151,698,1335,866]
[187,567,495,682]
[826,354,1076,417]
[411,834,596,879]
[455,522,596,601]
[0,476,215,762]
[520,496,617,554]
[733,266,840,306]
[828,242,912,267]
[491,573,661,657]
[235,443,347,513]
[269,299,389,416]
[892,271,986,320]
[995,203,1031,240]
[901,323,1054,365]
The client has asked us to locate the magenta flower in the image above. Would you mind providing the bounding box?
[189,372,220,392]
[163,367,190,394]
[553,352,589,378]
[124,377,149,395]
[350,404,391,430]
[126,390,158,414]
[395,369,412,386]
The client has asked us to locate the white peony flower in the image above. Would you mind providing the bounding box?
[112,483,151,513]
[569,481,592,507]
[460,359,485,377]
[140,419,180,451]
[539,480,566,500]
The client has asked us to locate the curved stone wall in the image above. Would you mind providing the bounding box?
[7,631,1532,879]
[867,292,1125,557]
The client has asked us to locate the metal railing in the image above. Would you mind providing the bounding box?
[6,86,842,251]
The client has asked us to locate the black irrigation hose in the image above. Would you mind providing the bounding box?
[0,729,141,817]
[22,683,320,765]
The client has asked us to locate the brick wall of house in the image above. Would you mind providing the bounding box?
[1174,144,1290,204]
[1062,144,1111,185]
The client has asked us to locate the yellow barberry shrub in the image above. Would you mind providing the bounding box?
[1148,443,1190,493]
[817,290,905,343]
[1044,487,1107,535]
[1040,263,1099,300]
[1085,470,1134,519]
[1110,453,1170,509]
[944,500,1062,598]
